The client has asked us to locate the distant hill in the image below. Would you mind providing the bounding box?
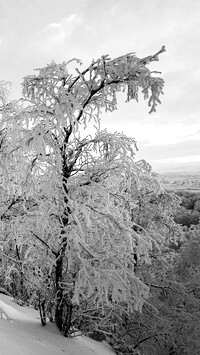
[155,162,200,175]
[160,171,200,176]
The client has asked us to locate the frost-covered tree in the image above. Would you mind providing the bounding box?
[0,47,166,335]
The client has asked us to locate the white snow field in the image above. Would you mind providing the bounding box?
[0,294,115,355]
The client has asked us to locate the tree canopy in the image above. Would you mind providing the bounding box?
[2,47,193,355]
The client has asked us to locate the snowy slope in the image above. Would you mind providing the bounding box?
[0,294,115,355]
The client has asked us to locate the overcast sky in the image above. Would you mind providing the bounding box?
[0,0,199,173]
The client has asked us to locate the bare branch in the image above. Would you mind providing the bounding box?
[140,45,166,65]
[32,233,57,257]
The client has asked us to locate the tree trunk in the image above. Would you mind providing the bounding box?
[54,152,73,334]
[55,253,73,335]
[15,245,28,302]
[63,303,73,337]
[38,292,46,326]
[55,255,64,331]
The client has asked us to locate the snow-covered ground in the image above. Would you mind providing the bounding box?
[0,294,115,355]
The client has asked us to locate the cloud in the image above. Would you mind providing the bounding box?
[151,160,200,174]
[135,141,200,173]
[140,123,200,146]
[29,14,82,55]
[44,14,81,39]
[135,140,200,170]
[102,112,200,146]
[156,155,200,165]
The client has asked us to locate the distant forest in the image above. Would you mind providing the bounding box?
[173,190,200,228]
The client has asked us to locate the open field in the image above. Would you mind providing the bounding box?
[159,173,200,193]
